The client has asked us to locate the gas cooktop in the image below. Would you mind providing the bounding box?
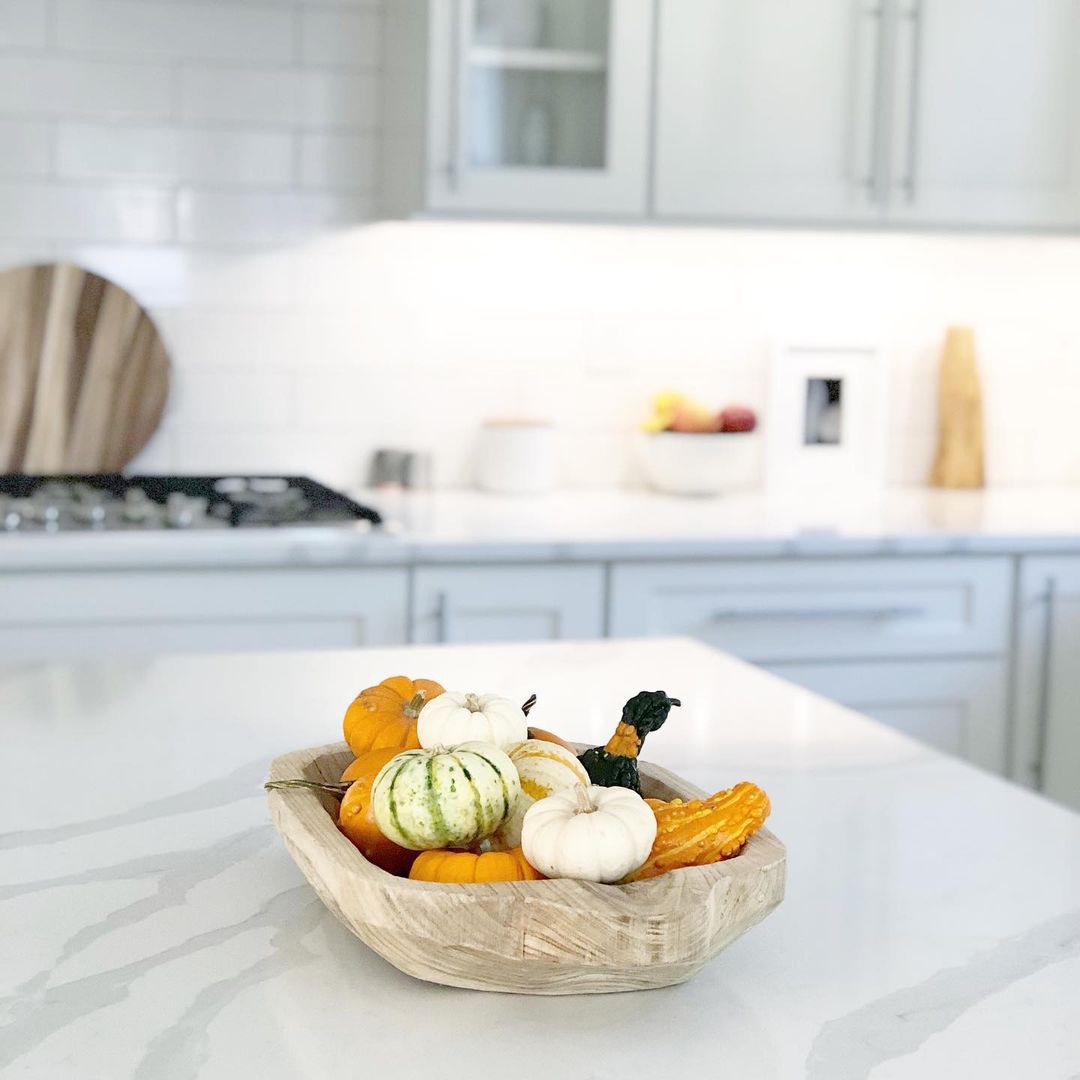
[0,476,381,532]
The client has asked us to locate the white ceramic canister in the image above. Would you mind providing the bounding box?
[475,420,556,494]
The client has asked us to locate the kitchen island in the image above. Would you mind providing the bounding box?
[2,637,1078,1079]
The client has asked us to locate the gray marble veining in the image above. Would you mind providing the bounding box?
[3,638,1079,1078]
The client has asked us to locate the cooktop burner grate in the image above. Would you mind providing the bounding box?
[0,475,381,532]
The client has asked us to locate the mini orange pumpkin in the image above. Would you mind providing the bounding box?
[343,675,444,756]
[409,847,544,884]
[338,747,416,877]
[527,726,578,754]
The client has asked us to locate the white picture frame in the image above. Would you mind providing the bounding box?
[765,343,888,489]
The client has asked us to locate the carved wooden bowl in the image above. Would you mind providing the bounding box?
[267,741,786,995]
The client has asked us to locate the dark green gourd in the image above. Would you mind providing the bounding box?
[579,691,681,794]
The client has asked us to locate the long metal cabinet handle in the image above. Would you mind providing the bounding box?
[859,2,890,204]
[447,0,465,189]
[898,0,923,201]
[711,605,924,622]
[1033,577,1057,790]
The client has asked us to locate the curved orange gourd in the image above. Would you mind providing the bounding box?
[526,726,578,754]
[626,781,770,882]
[409,847,544,884]
[342,675,444,756]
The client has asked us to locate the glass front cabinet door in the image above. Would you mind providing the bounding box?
[422,0,653,215]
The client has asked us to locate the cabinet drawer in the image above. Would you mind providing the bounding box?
[411,565,605,644]
[768,658,1009,773]
[0,567,409,657]
[609,557,1012,662]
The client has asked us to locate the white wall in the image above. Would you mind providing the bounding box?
[1,0,1078,491]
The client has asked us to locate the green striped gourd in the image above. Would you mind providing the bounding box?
[371,742,521,851]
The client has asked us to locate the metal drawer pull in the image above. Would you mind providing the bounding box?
[434,591,450,643]
[1033,577,1057,790]
[710,606,924,622]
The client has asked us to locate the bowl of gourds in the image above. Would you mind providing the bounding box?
[266,677,786,994]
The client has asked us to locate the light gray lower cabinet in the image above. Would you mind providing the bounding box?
[410,564,605,644]
[0,567,409,660]
[770,658,1008,772]
[609,556,1014,771]
[1012,557,1080,811]
[608,557,1012,661]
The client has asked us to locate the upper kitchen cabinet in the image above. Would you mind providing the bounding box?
[884,0,1080,227]
[653,0,888,224]
[382,0,654,217]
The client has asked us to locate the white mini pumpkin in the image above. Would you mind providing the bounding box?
[493,739,590,850]
[371,742,521,850]
[417,691,527,751]
[521,784,657,884]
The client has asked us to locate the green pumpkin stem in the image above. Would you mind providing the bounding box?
[403,691,427,719]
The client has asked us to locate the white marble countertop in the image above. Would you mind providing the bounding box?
[6,486,1080,571]
[2,637,1079,1078]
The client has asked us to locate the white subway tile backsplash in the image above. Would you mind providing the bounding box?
[299,132,376,190]
[176,189,372,245]
[300,8,381,67]
[127,424,178,474]
[179,66,378,128]
[57,124,295,186]
[0,182,174,242]
[0,117,50,176]
[0,0,1075,490]
[0,56,173,118]
[171,366,295,428]
[56,0,294,63]
[0,241,59,268]
[0,0,47,48]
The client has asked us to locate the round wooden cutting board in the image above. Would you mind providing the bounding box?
[0,262,171,473]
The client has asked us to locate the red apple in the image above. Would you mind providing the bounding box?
[719,405,757,433]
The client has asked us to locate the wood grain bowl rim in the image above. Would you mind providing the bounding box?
[266,740,787,907]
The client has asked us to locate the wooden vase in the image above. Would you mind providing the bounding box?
[930,326,985,489]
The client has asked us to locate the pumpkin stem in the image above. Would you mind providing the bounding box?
[265,779,351,797]
[403,691,427,719]
[573,784,595,815]
[463,692,483,712]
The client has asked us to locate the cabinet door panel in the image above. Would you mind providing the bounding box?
[426,0,653,215]
[890,0,1080,226]
[411,565,605,643]
[654,0,883,222]
[1013,557,1080,809]
[771,657,1008,771]
[609,557,1012,662]
[0,568,409,659]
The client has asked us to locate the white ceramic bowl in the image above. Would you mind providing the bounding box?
[636,431,760,496]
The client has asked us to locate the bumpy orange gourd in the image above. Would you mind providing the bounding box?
[626,781,770,882]
[337,747,417,877]
[409,847,544,884]
[342,675,444,756]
